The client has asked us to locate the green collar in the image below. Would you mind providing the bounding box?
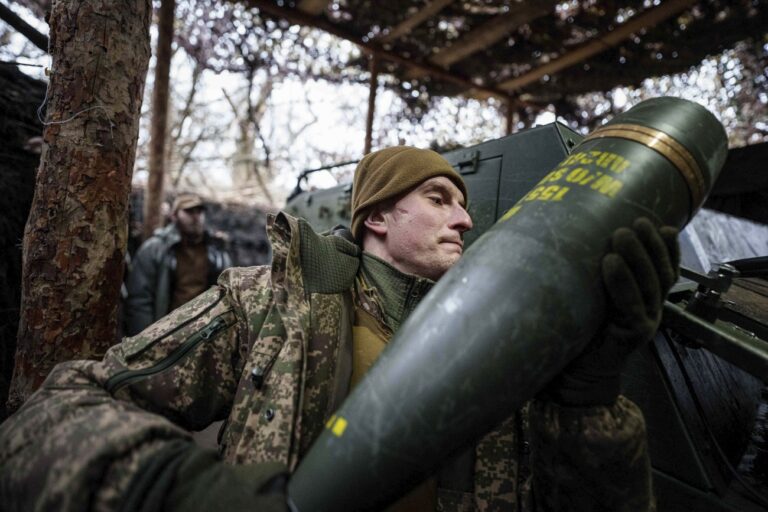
[359,252,434,332]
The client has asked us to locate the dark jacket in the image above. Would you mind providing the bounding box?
[124,223,231,335]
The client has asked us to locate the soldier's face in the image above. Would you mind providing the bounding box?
[174,206,206,239]
[377,176,472,281]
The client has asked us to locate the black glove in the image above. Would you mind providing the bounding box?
[545,217,680,406]
[123,441,289,512]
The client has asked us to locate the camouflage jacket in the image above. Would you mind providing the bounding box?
[0,213,652,512]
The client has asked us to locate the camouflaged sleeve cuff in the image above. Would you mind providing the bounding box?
[528,395,653,512]
[160,445,289,512]
[540,370,621,407]
[112,439,191,512]
[105,440,289,512]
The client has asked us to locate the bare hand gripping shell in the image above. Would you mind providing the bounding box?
[288,97,729,511]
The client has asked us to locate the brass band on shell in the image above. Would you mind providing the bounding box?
[584,123,706,208]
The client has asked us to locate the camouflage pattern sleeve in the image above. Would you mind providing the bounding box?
[528,395,654,512]
[0,267,266,511]
[0,360,195,511]
[110,269,252,429]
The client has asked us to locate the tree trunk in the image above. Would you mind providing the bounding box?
[223,76,276,204]
[8,0,151,413]
[143,0,176,239]
[364,53,378,154]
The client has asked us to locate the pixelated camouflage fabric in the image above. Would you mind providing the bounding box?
[0,212,651,511]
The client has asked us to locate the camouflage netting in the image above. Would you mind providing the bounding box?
[0,64,45,420]
[309,0,768,116]
[203,201,273,267]
[11,0,767,132]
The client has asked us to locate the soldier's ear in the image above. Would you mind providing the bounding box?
[364,206,388,236]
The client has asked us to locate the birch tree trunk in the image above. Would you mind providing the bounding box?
[8,0,152,412]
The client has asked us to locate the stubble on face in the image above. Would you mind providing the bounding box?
[382,177,471,281]
[175,208,205,241]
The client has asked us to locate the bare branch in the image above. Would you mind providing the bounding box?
[171,60,203,142]
[0,2,48,52]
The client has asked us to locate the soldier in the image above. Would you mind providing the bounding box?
[125,193,232,336]
[0,146,678,511]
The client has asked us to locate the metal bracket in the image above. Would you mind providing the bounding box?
[680,264,739,323]
[453,150,480,175]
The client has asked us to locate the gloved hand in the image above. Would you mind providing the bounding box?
[164,448,289,512]
[545,217,680,406]
[123,441,289,512]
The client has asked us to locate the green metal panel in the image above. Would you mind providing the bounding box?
[284,183,352,235]
[441,123,582,248]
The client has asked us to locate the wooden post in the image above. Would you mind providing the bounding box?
[506,98,514,135]
[143,0,176,240]
[364,53,379,155]
[9,0,151,412]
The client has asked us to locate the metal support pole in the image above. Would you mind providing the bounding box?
[506,98,514,135]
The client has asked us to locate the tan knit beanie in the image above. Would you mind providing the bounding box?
[350,146,468,240]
